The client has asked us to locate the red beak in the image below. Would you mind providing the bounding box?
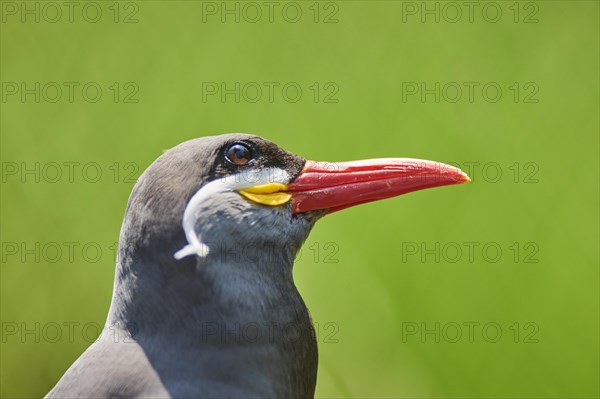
[288,159,470,214]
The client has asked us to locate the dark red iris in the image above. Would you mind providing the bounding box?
[225,143,253,165]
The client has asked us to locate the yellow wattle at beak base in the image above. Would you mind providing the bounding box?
[239,183,291,206]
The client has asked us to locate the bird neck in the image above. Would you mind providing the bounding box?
[105,240,306,339]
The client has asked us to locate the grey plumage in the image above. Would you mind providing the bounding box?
[47,134,320,398]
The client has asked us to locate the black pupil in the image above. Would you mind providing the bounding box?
[226,144,251,165]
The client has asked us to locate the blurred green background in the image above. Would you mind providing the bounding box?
[1,1,598,398]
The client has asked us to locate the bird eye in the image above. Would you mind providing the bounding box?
[225,143,253,166]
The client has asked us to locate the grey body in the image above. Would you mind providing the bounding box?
[47,135,320,398]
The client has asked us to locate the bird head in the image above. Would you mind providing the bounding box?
[118,133,470,269]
